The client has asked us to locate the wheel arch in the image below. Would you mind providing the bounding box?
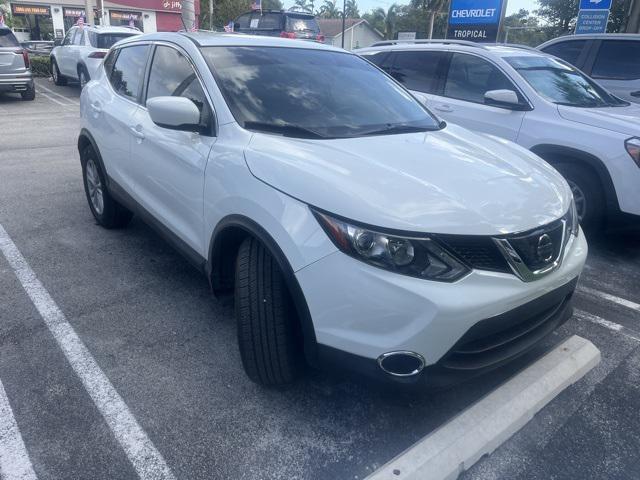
[530,144,619,213]
[207,214,319,364]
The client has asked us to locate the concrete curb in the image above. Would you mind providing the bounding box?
[366,335,601,480]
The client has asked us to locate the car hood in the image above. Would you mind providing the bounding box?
[244,124,571,236]
[557,103,640,136]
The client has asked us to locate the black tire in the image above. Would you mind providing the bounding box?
[554,162,605,230]
[21,84,35,101]
[51,58,67,86]
[235,237,302,385]
[80,145,133,229]
[78,65,90,89]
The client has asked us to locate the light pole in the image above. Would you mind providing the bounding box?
[341,0,345,48]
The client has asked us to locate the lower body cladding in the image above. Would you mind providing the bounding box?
[296,230,587,386]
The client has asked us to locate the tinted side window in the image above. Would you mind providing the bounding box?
[444,53,514,104]
[146,46,213,134]
[391,51,447,94]
[360,51,389,67]
[541,40,587,66]
[592,41,640,80]
[0,29,20,47]
[103,49,118,77]
[62,28,75,46]
[109,45,150,102]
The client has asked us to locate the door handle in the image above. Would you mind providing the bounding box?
[434,104,453,112]
[90,102,102,113]
[129,125,145,140]
[630,91,640,98]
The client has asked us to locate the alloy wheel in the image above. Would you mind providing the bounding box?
[85,159,104,215]
[567,179,586,222]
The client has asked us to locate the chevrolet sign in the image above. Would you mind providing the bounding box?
[447,0,505,42]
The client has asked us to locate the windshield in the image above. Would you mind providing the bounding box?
[90,32,137,49]
[506,55,627,108]
[202,46,441,138]
[285,15,319,33]
[0,29,19,48]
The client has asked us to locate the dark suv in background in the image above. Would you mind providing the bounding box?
[539,34,640,104]
[232,9,324,41]
[0,27,35,101]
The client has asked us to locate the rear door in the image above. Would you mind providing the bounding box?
[129,44,216,254]
[0,29,26,76]
[87,44,151,194]
[429,52,527,141]
[586,40,640,103]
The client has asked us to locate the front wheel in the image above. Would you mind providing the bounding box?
[81,145,133,229]
[235,237,303,385]
[555,163,604,230]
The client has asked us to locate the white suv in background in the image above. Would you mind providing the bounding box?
[359,40,640,229]
[50,25,141,88]
[79,32,586,387]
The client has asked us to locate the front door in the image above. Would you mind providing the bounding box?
[129,44,216,255]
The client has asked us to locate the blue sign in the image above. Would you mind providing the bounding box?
[575,9,610,34]
[579,0,612,10]
[448,0,504,25]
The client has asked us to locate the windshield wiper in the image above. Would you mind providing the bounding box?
[243,121,326,139]
[360,124,435,136]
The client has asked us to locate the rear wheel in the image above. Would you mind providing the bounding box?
[51,58,67,86]
[235,237,303,385]
[21,84,35,101]
[78,66,90,89]
[554,163,604,230]
[81,145,133,229]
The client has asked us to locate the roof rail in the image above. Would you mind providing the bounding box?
[485,42,539,52]
[370,39,489,49]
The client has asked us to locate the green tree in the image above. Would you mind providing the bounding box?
[319,0,341,18]
[536,0,579,34]
[426,0,447,38]
[200,0,251,30]
[293,0,313,13]
[363,4,396,38]
[0,0,12,27]
[263,0,284,9]
[345,0,360,18]
[501,9,553,45]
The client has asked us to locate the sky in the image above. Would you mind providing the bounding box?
[283,0,539,17]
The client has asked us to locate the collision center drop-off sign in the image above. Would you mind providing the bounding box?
[447,0,505,42]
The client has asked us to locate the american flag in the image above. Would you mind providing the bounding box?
[224,21,234,32]
[251,0,261,10]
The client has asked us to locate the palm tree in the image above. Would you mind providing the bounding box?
[344,0,359,18]
[319,0,341,18]
[367,4,396,39]
[426,0,447,39]
[294,0,313,13]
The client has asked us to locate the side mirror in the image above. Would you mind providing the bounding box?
[54,38,63,47]
[147,96,201,132]
[484,89,527,110]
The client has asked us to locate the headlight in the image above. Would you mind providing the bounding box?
[567,197,579,236]
[313,210,470,282]
[625,137,640,168]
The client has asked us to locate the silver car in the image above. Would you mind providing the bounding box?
[0,26,35,101]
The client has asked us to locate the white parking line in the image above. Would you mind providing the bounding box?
[39,92,68,107]
[578,286,640,313]
[574,309,640,342]
[34,81,79,106]
[0,224,176,480]
[366,335,600,480]
[0,377,38,480]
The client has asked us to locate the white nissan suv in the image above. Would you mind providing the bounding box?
[359,40,640,230]
[78,32,587,387]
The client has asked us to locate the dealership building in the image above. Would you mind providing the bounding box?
[9,0,200,41]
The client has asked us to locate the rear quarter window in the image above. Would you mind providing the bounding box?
[0,29,19,47]
[258,13,283,29]
[285,15,319,33]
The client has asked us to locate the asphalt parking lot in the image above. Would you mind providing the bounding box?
[1,79,640,480]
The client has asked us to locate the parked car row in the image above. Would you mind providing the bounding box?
[359,38,640,231]
[76,32,588,387]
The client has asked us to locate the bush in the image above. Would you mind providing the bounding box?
[29,55,51,77]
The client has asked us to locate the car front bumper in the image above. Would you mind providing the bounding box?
[296,229,587,384]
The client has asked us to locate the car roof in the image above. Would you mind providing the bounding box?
[119,31,344,51]
[69,25,142,35]
[539,33,640,48]
[358,40,548,59]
